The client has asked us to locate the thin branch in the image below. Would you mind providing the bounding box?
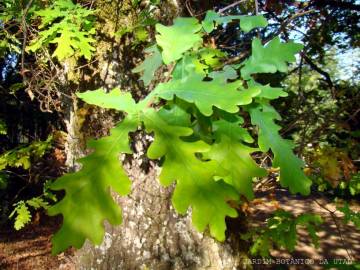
[254,0,259,15]
[314,198,355,260]
[301,53,336,98]
[20,0,34,77]
[264,8,337,95]
[218,0,246,14]
[221,51,249,67]
[222,7,316,67]
[272,10,317,39]
[309,0,360,12]
[185,0,195,17]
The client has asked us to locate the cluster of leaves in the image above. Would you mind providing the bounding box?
[306,145,358,195]
[283,55,358,149]
[282,49,359,196]
[0,136,52,191]
[47,11,311,254]
[0,119,6,135]
[348,173,360,196]
[0,136,52,172]
[9,180,56,230]
[242,209,323,257]
[0,0,25,56]
[0,171,8,190]
[27,0,96,60]
[115,0,160,46]
[337,202,360,230]
[0,136,54,229]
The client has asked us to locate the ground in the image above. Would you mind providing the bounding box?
[250,189,360,269]
[0,190,359,270]
[0,215,74,270]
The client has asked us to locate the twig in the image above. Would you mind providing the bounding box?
[20,0,34,76]
[73,59,99,71]
[221,51,249,67]
[346,108,360,123]
[254,0,259,15]
[314,198,355,260]
[264,8,337,96]
[272,10,317,40]
[218,0,246,14]
[185,0,195,17]
[309,0,360,12]
[301,53,336,98]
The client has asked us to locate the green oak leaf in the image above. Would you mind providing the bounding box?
[249,103,312,195]
[77,88,138,114]
[172,53,207,79]
[27,0,96,61]
[51,28,75,60]
[71,31,96,60]
[209,65,238,82]
[153,73,261,116]
[49,25,96,60]
[241,37,303,79]
[27,197,49,209]
[155,17,202,64]
[27,24,62,52]
[9,201,31,231]
[143,109,238,241]
[206,119,267,198]
[198,47,226,68]
[202,10,268,33]
[248,80,288,100]
[132,45,163,86]
[158,103,191,127]
[35,2,73,28]
[48,117,138,254]
[213,117,254,144]
[239,16,268,33]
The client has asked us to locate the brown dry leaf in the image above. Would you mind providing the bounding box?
[339,153,356,180]
[54,148,66,164]
[252,198,265,205]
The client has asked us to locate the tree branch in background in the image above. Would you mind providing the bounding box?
[301,53,336,98]
[309,0,360,12]
[254,0,259,15]
[261,5,337,96]
[218,0,246,14]
[21,0,34,77]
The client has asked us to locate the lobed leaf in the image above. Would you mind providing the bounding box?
[155,17,202,64]
[153,73,261,116]
[202,10,268,33]
[77,88,138,114]
[248,81,288,100]
[241,37,303,79]
[48,117,138,254]
[9,201,32,231]
[27,0,96,60]
[143,109,239,241]
[132,45,163,86]
[249,103,312,195]
[206,119,267,199]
